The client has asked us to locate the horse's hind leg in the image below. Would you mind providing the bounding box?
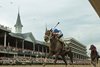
[91,58,97,67]
[61,55,67,65]
[91,61,96,67]
[97,57,98,64]
[68,52,73,64]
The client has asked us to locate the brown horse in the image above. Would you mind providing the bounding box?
[43,30,73,66]
[89,45,100,67]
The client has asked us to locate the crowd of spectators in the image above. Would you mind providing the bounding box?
[0,57,90,65]
[0,45,90,65]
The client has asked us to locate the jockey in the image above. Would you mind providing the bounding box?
[51,28,63,38]
[53,29,63,38]
[50,28,64,43]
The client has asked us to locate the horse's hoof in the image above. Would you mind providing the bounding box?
[65,65,67,67]
[43,64,45,67]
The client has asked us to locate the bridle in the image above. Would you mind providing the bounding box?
[44,30,53,42]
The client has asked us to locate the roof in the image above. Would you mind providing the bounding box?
[89,0,100,17]
[0,24,11,32]
[9,33,23,39]
[35,40,46,46]
[64,37,86,48]
[22,32,36,43]
[9,32,36,43]
[9,32,47,46]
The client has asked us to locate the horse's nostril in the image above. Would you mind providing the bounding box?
[44,38,46,41]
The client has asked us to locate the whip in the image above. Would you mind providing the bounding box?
[53,22,60,29]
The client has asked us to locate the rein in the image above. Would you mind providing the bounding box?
[45,31,53,43]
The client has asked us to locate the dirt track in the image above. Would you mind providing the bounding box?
[0,64,99,67]
[0,61,100,67]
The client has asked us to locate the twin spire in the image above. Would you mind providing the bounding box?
[14,11,23,33]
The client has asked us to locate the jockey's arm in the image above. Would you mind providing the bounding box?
[58,30,63,35]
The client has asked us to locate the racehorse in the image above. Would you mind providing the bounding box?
[43,29,73,67]
[89,45,100,67]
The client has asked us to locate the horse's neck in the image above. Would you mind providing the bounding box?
[50,37,58,49]
[91,50,98,57]
[50,37,57,44]
[50,37,63,51]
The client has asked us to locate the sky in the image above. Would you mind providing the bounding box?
[0,0,100,55]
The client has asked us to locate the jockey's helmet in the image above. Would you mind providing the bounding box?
[54,29,59,33]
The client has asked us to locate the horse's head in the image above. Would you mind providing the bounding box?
[89,45,93,50]
[44,30,52,42]
[89,45,96,51]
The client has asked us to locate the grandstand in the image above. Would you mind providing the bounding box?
[0,12,89,65]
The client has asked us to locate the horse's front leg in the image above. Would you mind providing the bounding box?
[54,50,61,64]
[43,52,53,67]
[61,55,67,65]
[54,55,58,64]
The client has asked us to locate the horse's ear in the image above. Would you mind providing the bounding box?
[45,24,48,32]
[45,27,48,32]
